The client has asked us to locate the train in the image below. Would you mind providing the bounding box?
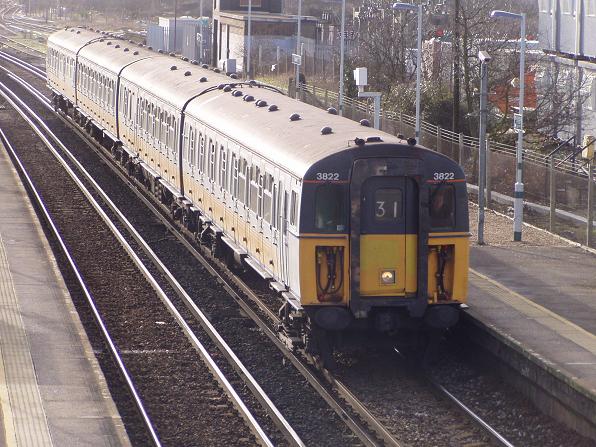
[47,27,470,360]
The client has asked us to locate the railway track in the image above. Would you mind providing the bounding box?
[0,71,297,447]
[0,55,383,446]
[1,50,523,446]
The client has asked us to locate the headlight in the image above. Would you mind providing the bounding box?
[380,270,396,285]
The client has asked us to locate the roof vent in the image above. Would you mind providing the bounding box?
[199,76,207,82]
[158,49,164,53]
[243,95,255,102]
[229,73,238,79]
[359,119,371,127]
[129,39,134,43]
[249,79,257,86]
[190,60,197,64]
[115,44,120,48]
[213,68,221,73]
[255,100,268,107]
[366,136,383,143]
[76,30,81,34]
[184,71,192,76]
[217,84,225,89]
[133,51,139,55]
[327,107,338,115]
[223,85,232,92]
[182,56,189,62]
[170,65,177,71]
[107,41,112,45]
[169,52,176,57]
[268,104,278,112]
[321,126,333,135]
[99,38,104,42]
[124,47,129,52]
[201,64,209,69]
[407,137,417,146]
[148,46,153,50]
[138,43,144,47]
[70,29,74,32]
[289,113,301,121]
[232,90,243,97]
[354,137,366,146]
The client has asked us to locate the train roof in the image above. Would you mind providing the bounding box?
[78,38,153,74]
[48,28,440,179]
[47,27,102,53]
[186,86,405,178]
[120,57,232,109]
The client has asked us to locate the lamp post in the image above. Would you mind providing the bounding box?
[247,0,252,78]
[477,50,492,245]
[295,0,302,99]
[392,2,422,140]
[338,0,346,116]
[490,10,526,241]
[199,0,203,64]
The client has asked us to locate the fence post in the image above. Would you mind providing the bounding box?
[458,133,464,166]
[436,127,442,153]
[587,160,594,247]
[549,156,556,232]
[486,138,492,207]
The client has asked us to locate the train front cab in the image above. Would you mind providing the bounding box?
[299,144,469,334]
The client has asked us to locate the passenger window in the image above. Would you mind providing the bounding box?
[374,189,403,222]
[315,184,346,232]
[430,184,456,228]
[290,190,298,227]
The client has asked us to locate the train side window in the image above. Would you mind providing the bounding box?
[209,139,216,180]
[219,147,227,190]
[374,188,403,222]
[257,175,264,217]
[198,134,205,174]
[290,190,298,227]
[271,183,277,228]
[430,184,456,229]
[232,155,239,197]
[249,166,260,214]
[315,184,346,232]
[189,127,195,165]
[263,173,273,223]
[238,158,247,204]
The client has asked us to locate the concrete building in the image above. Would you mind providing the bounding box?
[212,0,318,74]
[147,16,211,63]
[538,0,596,143]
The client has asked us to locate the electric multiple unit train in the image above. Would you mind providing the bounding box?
[47,27,470,354]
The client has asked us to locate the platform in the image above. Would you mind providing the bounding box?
[0,145,131,446]
[466,242,596,440]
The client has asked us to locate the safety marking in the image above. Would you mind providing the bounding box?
[0,233,52,447]
[469,268,596,354]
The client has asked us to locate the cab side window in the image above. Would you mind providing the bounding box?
[430,184,455,229]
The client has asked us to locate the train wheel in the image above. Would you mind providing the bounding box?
[306,325,336,370]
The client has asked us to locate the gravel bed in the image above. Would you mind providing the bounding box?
[428,335,595,446]
[0,68,363,446]
[0,97,260,446]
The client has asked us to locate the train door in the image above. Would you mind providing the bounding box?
[350,162,419,305]
[276,185,289,285]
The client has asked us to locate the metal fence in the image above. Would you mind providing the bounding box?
[282,81,596,248]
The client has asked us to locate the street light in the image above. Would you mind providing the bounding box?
[477,50,491,245]
[392,2,422,140]
[338,0,346,116]
[247,0,252,78]
[295,0,302,99]
[490,9,526,242]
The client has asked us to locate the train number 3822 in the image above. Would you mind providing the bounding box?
[433,172,455,181]
[315,172,340,181]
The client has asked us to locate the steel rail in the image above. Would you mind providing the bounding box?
[0,49,45,78]
[0,82,279,447]
[0,125,162,447]
[0,35,46,58]
[428,378,515,447]
[9,62,401,447]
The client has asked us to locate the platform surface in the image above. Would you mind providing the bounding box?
[467,243,596,397]
[0,145,131,446]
